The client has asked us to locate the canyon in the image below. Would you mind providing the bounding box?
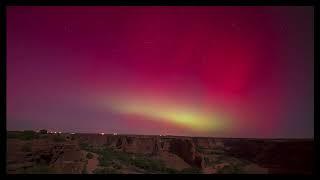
[6,131,313,174]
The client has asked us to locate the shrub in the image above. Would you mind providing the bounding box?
[131,156,163,171]
[96,147,170,173]
[115,151,131,162]
[86,152,94,159]
[82,146,177,173]
[129,155,171,173]
[98,148,117,166]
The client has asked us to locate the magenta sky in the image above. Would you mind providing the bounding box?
[7,6,314,138]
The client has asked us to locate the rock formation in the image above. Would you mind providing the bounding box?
[7,132,314,174]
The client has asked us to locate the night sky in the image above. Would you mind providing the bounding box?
[7,6,314,138]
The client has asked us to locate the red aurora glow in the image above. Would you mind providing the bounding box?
[7,6,314,138]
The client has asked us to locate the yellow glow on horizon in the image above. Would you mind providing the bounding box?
[103,97,228,132]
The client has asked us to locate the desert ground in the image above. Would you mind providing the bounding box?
[6,131,313,174]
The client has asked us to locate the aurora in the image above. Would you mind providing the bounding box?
[99,95,230,133]
[7,6,314,138]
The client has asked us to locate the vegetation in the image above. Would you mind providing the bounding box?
[96,147,177,174]
[131,156,164,172]
[79,142,89,150]
[98,148,129,166]
[79,142,99,153]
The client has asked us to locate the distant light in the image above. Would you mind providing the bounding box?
[58,132,62,134]
[100,133,105,135]
[71,133,75,135]
[113,133,117,135]
[54,131,57,134]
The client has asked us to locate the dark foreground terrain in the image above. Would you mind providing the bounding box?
[7,131,313,174]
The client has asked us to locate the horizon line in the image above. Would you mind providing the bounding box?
[6,129,314,140]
